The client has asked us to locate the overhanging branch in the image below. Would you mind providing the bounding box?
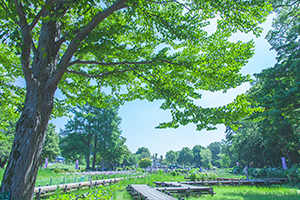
[68,60,155,66]
[68,59,179,67]
[66,67,139,78]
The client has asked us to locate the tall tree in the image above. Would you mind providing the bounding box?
[207,142,222,167]
[0,0,272,198]
[200,148,212,169]
[177,147,194,166]
[135,147,151,159]
[192,145,205,167]
[60,102,123,170]
[0,123,15,168]
[165,150,179,164]
[40,123,61,164]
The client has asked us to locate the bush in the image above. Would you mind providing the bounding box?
[170,170,180,176]
[53,168,65,173]
[125,166,131,170]
[188,171,217,181]
[139,158,152,168]
[157,169,163,174]
[116,167,123,171]
[247,164,300,184]
[136,167,145,173]
[285,164,300,183]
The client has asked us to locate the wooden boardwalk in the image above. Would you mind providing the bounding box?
[127,185,178,200]
[179,179,285,187]
[154,182,214,196]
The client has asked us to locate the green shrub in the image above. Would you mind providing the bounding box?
[53,168,65,173]
[125,166,131,170]
[157,169,163,174]
[170,170,180,176]
[80,168,86,172]
[188,171,217,181]
[136,168,145,173]
[116,167,123,171]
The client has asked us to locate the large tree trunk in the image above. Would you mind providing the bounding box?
[0,85,55,199]
[0,18,59,199]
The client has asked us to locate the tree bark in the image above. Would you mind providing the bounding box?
[102,157,105,171]
[0,84,55,199]
[86,140,91,170]
[92,135,98,170]
[0,17,59,199]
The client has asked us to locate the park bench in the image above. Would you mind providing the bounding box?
[127,184,178,200]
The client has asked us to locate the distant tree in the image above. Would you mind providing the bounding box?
[177,147,194,166]
[0,123,60,168]
[40,124,60,164]
[139,158,152,169]
[122,150,138,167]
[0,122,15,168]
[165,150,179,164]
[60,100,124,170]
[200,149,212,169]
[0,44,24,131]
[192,145,205,167]
[136,147,151,159]
[207,142,222,167]
[218,153,231,168]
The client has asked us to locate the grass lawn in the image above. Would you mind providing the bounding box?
[46,173,300,200]
[1,166,299,199]
[112,186,300,200]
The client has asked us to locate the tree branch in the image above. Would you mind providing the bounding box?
[68,60,155,67]
[28,0,57,30]
[13,0,33,85]
[49,0,128,87]
[13,0,28,28]
[66,67,139,78]
[125,64,169,100]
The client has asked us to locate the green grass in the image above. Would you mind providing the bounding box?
[46,173,299,200]
[110,174,300,200]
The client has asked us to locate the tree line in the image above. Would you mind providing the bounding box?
[221,0,300,168]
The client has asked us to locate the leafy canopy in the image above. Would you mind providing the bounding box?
[0,0,272,131]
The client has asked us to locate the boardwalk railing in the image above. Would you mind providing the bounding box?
[34,175,144,199]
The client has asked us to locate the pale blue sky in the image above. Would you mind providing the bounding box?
[51,15,277,157]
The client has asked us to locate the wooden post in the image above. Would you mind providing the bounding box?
[64,185,67,193]
[37,188,41,200]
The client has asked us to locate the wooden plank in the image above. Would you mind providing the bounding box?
[130,185,177,200]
